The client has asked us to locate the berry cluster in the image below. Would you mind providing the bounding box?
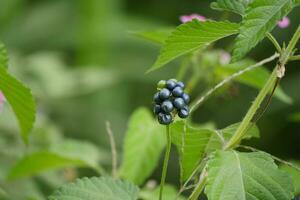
[153,79,190,125]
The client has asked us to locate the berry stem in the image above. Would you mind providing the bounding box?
[159,125,172,200]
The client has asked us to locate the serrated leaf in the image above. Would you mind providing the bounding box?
[7,140,102,179]
[133,28,173,45]
[119,108,165,185]
[48,177,139,200]
[216,59,293,103]
[0,67,36,143]
[232,0,296,61]
[280,161,300,195]
[0,42,8,69]
[206,150,295,200]
[149,20,239,72]
[171,121,259,181]
[211,0,251,16]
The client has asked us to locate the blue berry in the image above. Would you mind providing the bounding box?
[166,79,177,90]
[161,100,174,113]
[159,88,171,100]
[173,98,185,109]
[172,86,184,97]
[182,93,190,104]
[153,104,161,114]
[178,108,189,118]
[153,92,161,103]
[176,81,185,89]
[158,113,172,125]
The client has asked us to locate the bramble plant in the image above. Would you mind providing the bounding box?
[1,0,300,200]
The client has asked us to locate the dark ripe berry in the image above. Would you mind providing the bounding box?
[159,88,171,100]
[161,100,174,113]
[157,80,166,89]
[172,86,184,97]
[182,93,190,104]
[158,113,172,125]
[173,98,185,109]
[153,92,161,104]
[153,104,161,115]
[176,81,185,89]
[178,108,189,118]
[166,79,177,90]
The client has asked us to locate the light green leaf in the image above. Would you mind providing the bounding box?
[133,28,173,45]
[280,161,300,195]
[140,184,185,200]
[7,140,102,179]
[149,20,239,72]
[119,108,165,185]
[48,177,139,200]
[0,67,36,143]
[211,0,251,15]
[0,41,8,69]
[171,121,259,181]
[206,150,295,200]
[232,0,296,61]
[216,59,293,103]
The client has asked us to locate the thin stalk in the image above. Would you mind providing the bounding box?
[159,125,172,200]
[280,26,300,64]
[266,33,282,53]
[105,121,118,178]
[289,55,300,61]
[188,169,208,200]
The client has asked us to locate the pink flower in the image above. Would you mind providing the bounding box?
[220,51,231,65]
[0,92,5,112]
[278,17,290,28]
[180,14,206,23]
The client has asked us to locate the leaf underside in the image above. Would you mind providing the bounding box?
[149,20,239,72]
[48,177,139,200]
[119,108,165,185]
[232,0,296,61]
[206,150,295,200]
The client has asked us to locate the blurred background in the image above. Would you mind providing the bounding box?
[0,0,299,199]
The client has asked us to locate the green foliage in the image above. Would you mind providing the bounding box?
[119,108,165,185]
[232,0,296,61]
[149,20,239,72]
[133,28,173,45]
[7,140,102,179]
[140,184,185,200]
[171,121,259,181]
[216,59,293,103]
[0,67,36,144]
[0,41,8,69]
[211,0,251,15]
[280,161,300,195]
[206,150,295,200]
[48,177,139,200]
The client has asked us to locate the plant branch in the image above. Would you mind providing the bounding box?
[289,54,300,61]
[187,169,208,200]
[280,25,300,64]
[267,33,282,53]
[159,125,172,200]
[105,121,118,178]
[190,53,280,113]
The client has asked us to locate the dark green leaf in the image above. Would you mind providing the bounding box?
[211,0,251,15]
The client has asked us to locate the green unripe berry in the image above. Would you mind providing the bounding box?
[157,80,166,89]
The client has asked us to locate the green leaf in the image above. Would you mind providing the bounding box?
[7,140,102,179]
[139,184,185,200]
[0,67,36,143]
[148,20,239,72]
[232,0,296,61]
[216,59,293,103]
[133,28,173,45]
[206,150,295,200]
[280,161,300,195]
[0,41,8,69]
[48,177,139,200]
[119,108,165,185]
[171,121,259,181]
[211,0,251,16]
